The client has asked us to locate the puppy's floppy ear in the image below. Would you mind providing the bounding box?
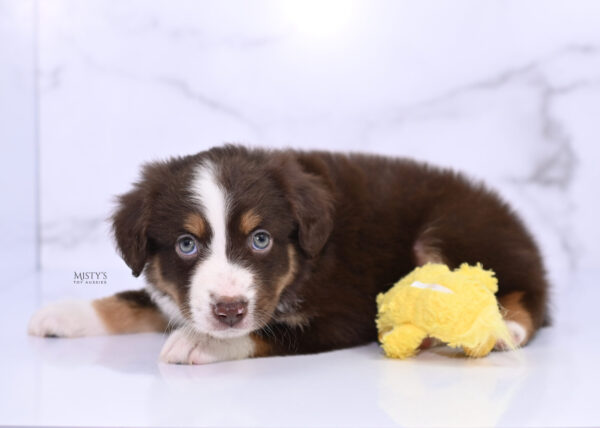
[112,182,151,277]
[275,154,334,257]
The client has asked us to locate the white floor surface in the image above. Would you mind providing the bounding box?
[1,269,598,428]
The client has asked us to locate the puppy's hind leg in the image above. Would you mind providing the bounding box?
[411,229,548,350]
[28,289,168,337]
[495,291,535,350]
[409,233,447,349]
[412,230,446,266]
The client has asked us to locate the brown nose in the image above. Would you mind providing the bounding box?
[212,299,248,327]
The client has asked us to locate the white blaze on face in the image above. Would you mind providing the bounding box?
[189,162,256,338]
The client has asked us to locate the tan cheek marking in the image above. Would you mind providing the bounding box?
[250,333,272,358]
[240,209,262,235]
[498,291,534,344]
[184,213,206,237]
[93,297,167,334]
[275,245,298,296]
[270,245,311,329]
[147,258,183,307]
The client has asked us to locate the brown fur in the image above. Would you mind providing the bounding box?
[413,232,446,265]
[105,145,549,357]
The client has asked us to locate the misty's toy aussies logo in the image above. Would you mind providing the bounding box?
[73,271,108,285]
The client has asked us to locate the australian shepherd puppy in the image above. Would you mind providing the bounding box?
[29,146,549,364]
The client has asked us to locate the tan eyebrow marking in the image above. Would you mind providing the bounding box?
[240,209,262,235]
[184,213,206,237]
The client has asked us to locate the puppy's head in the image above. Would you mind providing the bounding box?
[112,146,333,338]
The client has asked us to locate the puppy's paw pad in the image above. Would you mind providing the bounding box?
[495,320,528,351]
[28,301,105,338]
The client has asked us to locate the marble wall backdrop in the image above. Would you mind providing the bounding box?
[0,0,37,284]
[36,1,600,293]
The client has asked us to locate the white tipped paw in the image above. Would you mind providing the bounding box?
[495,320,528,351]
[159,329,207,365]
[28,300,107,338]
[159,328,254,365]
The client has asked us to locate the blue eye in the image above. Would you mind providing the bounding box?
[176,234,198,258]
[250,229,272,252]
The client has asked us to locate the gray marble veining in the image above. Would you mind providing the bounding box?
[5,0,598,289]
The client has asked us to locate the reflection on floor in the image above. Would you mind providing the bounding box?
[1,269,597,427]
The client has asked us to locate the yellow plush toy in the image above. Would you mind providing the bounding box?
[376,263,515,359]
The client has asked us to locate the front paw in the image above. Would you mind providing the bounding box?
[28,300,107,338]
[159,329,200,364]
[159,329,254,365]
